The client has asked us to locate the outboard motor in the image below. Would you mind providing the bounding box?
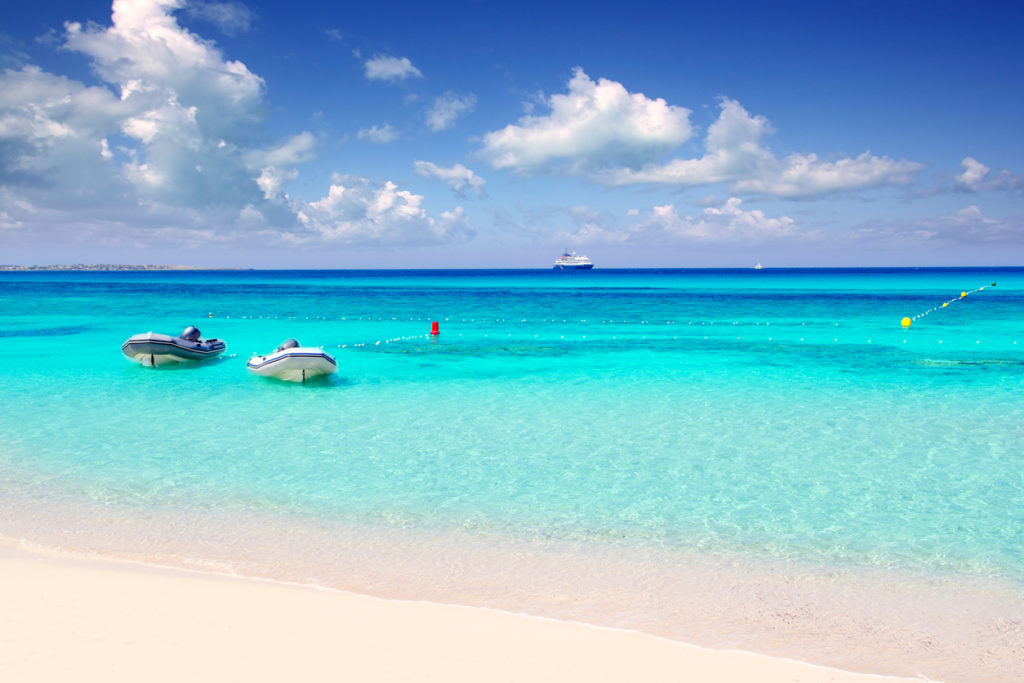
[276,338,301,352]
[181,326,201,342]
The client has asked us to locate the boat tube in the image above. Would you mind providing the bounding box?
[246,339,337,383]
[122,326,227,366]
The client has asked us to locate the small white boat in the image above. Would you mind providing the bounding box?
[247,339,337,383]
[122,326,226,366]
[753,261,763,270]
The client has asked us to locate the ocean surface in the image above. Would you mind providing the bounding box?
[2,267,1022,679]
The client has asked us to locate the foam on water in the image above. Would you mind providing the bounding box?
[2,267,1023,680]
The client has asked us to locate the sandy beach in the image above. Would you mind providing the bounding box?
[0,540,928,683]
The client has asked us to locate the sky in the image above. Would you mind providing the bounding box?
[1,0,1022,268]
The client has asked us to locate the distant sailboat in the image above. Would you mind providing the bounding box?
[753,261,763,270]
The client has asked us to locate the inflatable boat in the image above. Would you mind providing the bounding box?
[122,326,226,366]
[246,339,337,382]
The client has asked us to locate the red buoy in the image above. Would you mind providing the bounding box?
[430,321,440,335]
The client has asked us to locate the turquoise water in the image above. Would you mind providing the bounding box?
[1,267,1023,582]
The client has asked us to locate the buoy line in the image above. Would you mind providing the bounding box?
[901,282,996,328]
[202,310,1018,347]
[203,313,793,328]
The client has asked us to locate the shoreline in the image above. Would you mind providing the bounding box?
[0,538,927,682]
[3,498,1022,682]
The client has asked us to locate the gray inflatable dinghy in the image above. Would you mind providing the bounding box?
[122,326,226,366]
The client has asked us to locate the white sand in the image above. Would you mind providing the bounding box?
[0,540,927,682]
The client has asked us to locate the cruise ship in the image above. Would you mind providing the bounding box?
[553,251,594,270]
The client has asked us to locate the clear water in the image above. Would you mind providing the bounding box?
[2,267,1023,678]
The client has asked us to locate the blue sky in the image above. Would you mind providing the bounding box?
[1,0,1021,267]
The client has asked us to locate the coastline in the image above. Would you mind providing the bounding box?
[3,496,1022,682]
[0,538,926,683]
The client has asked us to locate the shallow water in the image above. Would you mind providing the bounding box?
[2,267,1023,680]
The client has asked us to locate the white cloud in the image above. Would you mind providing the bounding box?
[947,205,997,225]
[184,1,253,36]
[732,151,922,198]
[357,123,398,144]
[626,197,800,244]
[482,74,918,198]
[955,156,1023,192]
[0,65,128,196]
[255,131,316,167]
[299,174,474,245]
[0,209,22,230]
[255,166,297,199]
[849,205,1021,247]
[480,67,693,173]
[956,157,989,190]
[554,197,804,246]
[414,160,486,197]
[426,92,476,131]
[64,1,265,135]
[603,98,922,198]
[600,98,774,186]
[363,55,422,82]
[0,1,466,251]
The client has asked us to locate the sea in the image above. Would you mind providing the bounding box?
[1,267,1022,681]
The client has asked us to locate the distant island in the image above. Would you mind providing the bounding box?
[0,264,218,271]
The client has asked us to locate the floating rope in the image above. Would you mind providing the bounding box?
[901,282,996,328]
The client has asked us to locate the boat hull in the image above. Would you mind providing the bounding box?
[122,332,226,366]
[553,264,594,270]
[246,348,337,382]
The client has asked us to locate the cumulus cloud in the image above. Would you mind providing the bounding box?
[955,156,1024,192]
[956,157,989,190]
[414,160,486,197]
[599,98,774,186]
[0,65,126,192]
[554,197,805,246]
[480,67,693,173]
[297,174,474,245]
[481,76,920,198]
[426,92,476,131]
[357,123,398,143]
[602,98,921,198]
[0,0,467,251]
[363,55,422,82]
[255,166,297,200]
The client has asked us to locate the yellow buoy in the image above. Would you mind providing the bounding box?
[960,292,967,298]
[901,317,912,328]
[942,302,948,307]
